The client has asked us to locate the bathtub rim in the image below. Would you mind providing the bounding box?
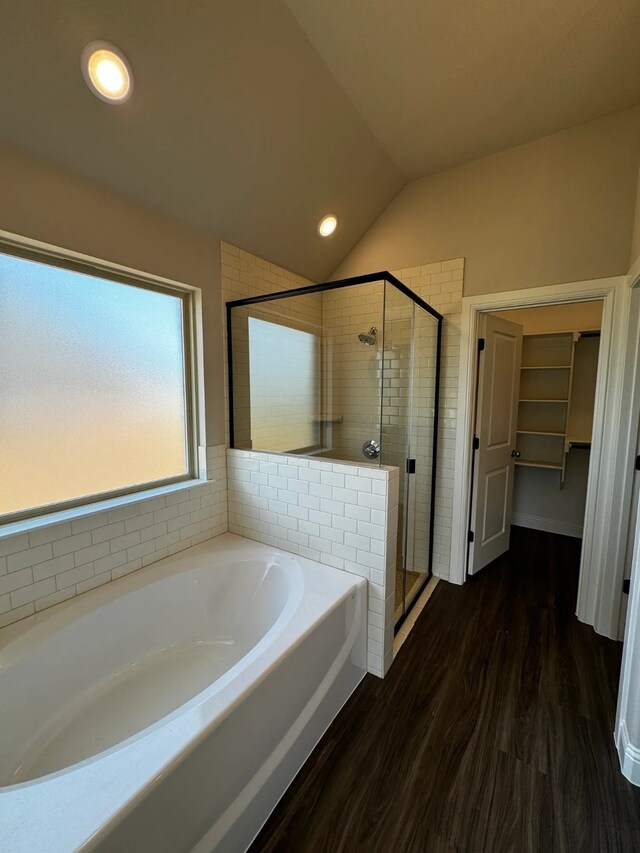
[0,534,365,821]
[1,568,306,792]
[0,537,367,853]
[0,534,304,658]
[0,536,313,791]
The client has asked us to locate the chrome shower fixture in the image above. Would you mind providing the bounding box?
[358,326,378,346]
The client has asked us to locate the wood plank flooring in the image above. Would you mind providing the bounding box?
[249,527,640,853]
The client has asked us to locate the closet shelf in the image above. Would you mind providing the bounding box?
[520,365,571,370]
[515,459,563,470]
[515,329,598,487]
[567,438,592,449]
[517,429,564,437]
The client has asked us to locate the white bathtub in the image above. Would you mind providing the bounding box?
[0,532,367,852]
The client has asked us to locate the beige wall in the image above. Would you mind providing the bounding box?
[631,160,640,269]
[334,107,640,296]
[496,300,603,335]
[0,140,225,445]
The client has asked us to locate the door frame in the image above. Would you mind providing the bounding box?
[615,256,640,782]
[451,274,635,639]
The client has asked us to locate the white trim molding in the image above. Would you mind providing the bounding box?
[511,513,583,540]
[451,275,633,638]
[616,721,640,786]
[615,484,640,786]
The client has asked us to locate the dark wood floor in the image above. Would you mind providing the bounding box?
[249,527,640,853]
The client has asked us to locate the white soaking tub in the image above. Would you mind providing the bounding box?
[0,532,367,853]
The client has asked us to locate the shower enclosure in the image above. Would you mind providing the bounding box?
[227,273,442,628]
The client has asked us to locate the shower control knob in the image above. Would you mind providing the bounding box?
[362,439,380,460]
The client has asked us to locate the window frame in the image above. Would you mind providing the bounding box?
[0,233,200,526]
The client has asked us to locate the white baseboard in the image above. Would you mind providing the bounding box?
[512,512,583,539]
[616,721,640,786]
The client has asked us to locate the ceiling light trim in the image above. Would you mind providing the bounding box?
[318,214,338,237]
[81,41,133,104]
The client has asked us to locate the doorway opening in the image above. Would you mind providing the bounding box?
[468,300,603,579]
[450,273,635,643]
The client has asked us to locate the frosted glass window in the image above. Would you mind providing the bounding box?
[248,318,319,452]
[0,251,191,519]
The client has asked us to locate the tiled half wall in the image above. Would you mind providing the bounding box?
[228,448,399,677]
[0,445,228,628]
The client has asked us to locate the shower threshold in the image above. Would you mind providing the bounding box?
[394,569,428,627]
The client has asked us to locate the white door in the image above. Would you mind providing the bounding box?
[468,313,523,575]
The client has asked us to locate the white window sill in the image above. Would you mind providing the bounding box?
[0,479,207,541]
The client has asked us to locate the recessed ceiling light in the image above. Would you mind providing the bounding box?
[317,215,337,237]
[82,41,132,104]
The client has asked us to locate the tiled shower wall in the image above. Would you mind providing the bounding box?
[319,264,463,580]
[0,445,228,628]
[222,245,464,584]
[228,448,399,677]
[321,280,385,462]
[391,260,464,580]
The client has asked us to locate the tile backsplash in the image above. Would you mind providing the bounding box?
[0,445,228,628]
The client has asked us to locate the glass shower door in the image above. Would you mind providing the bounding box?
[382,282,440,626]
[225,271,442,631]
[319,280,385,463]
[403,305,439,614]
[381,283,414,623]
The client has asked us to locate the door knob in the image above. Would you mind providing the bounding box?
[511,449,521,458]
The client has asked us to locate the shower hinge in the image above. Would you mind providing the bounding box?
[473,435,480,450]
[478,337,485,352]
[635,455,640,471]
[406,458,416,474]
[623,578,631,595]
[468,530,475,543]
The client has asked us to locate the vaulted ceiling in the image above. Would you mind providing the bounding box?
[286,0,640,178]
[0,1,403,280]
[1,1,639,280]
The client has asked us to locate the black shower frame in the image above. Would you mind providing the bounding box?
[226,271,443,633]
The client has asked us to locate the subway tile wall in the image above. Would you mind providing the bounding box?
[228,449,399,677]
[390,260,464,580]
[0,445,228,628]
[222,244,464,586]
[321,280,386,463]
[298,263,463,582]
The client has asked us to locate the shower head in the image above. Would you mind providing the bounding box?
[358,326,378,346]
